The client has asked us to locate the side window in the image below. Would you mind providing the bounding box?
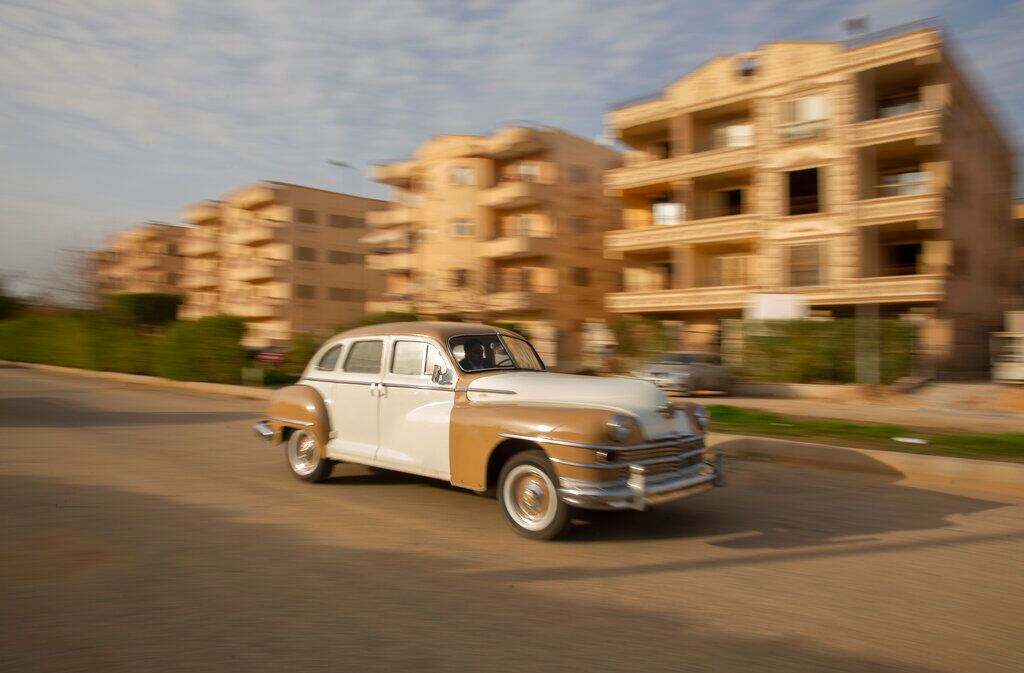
[316,344,343,371]
[425,345,446,378]
[392,341,428,376]
[343,340,383,374]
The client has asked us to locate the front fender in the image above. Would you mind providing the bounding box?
[265,384,331,458]
[449,403,619,490]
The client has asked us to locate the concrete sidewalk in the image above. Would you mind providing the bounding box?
[674,392,1024,434]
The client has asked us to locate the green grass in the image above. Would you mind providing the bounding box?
[706,404,1024,463]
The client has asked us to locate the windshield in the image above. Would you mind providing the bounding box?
[449,334,545,373]
[654,353,720,365]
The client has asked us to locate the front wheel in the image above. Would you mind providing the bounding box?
[498,450,572,540]
[285,429,334,483]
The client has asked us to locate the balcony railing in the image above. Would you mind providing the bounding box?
[366,252,417,271]
[852,107,941,146]
[479,180,552,209]
[779,119,827,143]
[227,260,281,283]
[481,236,555,259]
[856,190,942,226]
[181,237,219,257]
[488,290,552,313]
[605,145,756,192]
[366,207,421,228]
[606,285,756,313]
[606,214,761,252]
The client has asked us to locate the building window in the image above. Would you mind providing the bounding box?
[787,167,822,215]
[295,246,316,262]
[328,287,365,301]
[328,250,362,264]
[780,94,827,142]
[167,243,178,256]
[295,209,317,224]
[653,199,684,225]
[449,166,475,186]
[717,189,744,216]
[329,214,361,228]
[878,170,930,198]
[572,217,591,234]
[449,219,475,237]
[786,243,824,287]
[711,123,754,149]
[572,267,591,287]
[295,284,316,299]
[568,165,590,184]
[503,214,530,237]
[451,269,471,288]
[508,162,541,182]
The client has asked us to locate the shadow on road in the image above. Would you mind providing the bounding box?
[0,472,960,673]
[0,396,255,428]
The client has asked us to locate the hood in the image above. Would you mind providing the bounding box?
[466,371,696,440]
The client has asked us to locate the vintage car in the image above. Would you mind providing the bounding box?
[253,322,724,539]
[633,351,733,395]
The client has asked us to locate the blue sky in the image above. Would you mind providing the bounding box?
[1,0,1022,297]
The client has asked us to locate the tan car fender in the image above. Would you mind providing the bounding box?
[265,384,332,458]
[449,403,627,491]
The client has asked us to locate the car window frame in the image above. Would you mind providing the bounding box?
[341,339,385,375]
[385,337,456,386]
[314,343,345,371]
[447,333,546,374]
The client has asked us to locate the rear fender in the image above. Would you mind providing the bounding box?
[265,384,331,458]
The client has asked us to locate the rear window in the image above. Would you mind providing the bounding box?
[343,340,383,374]
[316,344,343,371]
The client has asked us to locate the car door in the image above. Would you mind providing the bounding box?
[376,338,455,480]
[325,338,385,462]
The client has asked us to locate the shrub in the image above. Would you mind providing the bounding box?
[155,316,247,383]
[109,293,183,327]
[609,317,671,362]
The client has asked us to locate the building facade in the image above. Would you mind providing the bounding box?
[368,126,622,365]
[92,222,186,297]
[603,23,1015,376]
[180,182,387,348]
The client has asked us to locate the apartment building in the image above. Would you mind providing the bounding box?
[92,222,186,297]
[603,21,1015,376]
[180,181,387,348]
[1014,200,1024,306]
[368,125,622,365]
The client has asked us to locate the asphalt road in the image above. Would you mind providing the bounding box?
[2,366,1023,673]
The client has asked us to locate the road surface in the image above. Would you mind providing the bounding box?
[2,366,1022,672]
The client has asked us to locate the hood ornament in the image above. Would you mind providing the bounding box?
[657,403,676,418]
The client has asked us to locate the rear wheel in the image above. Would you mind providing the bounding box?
[285,429,333,483]
[497,450,571,540]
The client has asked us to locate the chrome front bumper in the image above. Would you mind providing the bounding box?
[559,448,725,511]
[253,421,274,440]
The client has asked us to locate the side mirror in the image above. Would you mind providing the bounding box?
[431,364,444,383]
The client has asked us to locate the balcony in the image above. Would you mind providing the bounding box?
[182,273,218,290]
[605,146,757,192]
[230,221,282,246]
[372,160,416,188]
[853,108,942,146]
[856,191,942,226]
[182,201,221,226]
[606,285,756,313]
[229,184,276,210]
[224,301,281,320]
[468,126,548,159]
[181,236,219,257]
[366,252,417,271]
[228,260,281,283]
[480,236,555,259]
[128,254,161,270]
[366,208,421,228]
[488,291,551,313]
[608,97,675,134]
[606,214,761,253]
[479,180,553,210]
[798,274,945,305]
[366,298,416,314]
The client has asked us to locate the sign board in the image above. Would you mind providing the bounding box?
[744,293,808,321]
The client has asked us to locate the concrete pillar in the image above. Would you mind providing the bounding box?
[673,245,695,289]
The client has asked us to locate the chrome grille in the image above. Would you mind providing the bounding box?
[614,439,706,481]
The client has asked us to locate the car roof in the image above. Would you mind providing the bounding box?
[335,321,520,342]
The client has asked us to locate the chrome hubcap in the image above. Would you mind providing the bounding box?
[288,431,319,476]
[504,464,557,531]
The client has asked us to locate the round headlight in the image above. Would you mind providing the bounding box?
[606,413,634,443]
[693,404,711,430]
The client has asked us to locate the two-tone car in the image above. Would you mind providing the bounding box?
[254,322,724,539]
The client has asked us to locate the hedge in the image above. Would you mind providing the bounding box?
[0,314,246,383]
[109,293,183,327]
[733,319,917,384]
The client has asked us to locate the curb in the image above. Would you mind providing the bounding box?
[707,432,1024,499]
[1,360,273,401]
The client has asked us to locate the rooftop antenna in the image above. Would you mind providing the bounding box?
[843,16,869,36]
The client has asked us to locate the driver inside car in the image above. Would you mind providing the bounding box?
[459,338,489,371]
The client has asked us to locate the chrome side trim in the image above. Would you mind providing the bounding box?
[548,448,705,470]
[304,376,377,386]
[460,387,517,395]
[497,432,702,452]
[268,415,314,427]
[382,382,457,392]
